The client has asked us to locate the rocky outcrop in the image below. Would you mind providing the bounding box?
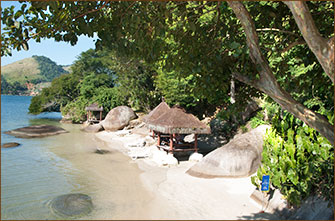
[100,106,137,131]
[187,125,270,178]
[1,142,21,148]
[50,193,93,217]
[4,125,68,138]
[82,123,104,133]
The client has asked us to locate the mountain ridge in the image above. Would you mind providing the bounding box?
[1,56,70,95]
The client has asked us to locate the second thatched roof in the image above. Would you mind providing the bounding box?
[146,107,211,134]
[85,103,103,112]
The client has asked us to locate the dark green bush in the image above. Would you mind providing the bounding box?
[252,112,334,206]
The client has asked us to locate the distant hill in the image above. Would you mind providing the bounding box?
[1,56,70,95]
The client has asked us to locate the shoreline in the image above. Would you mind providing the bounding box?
[95,129,280,220]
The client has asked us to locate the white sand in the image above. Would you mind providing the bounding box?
[95,130,280,220]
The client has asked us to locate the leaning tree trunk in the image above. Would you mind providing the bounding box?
[284,1,334,84]
[227,1,334,146]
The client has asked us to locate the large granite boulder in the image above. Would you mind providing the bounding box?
[50,193,93,217]
[4,125,68,138]
[100,106,137,131]
[187,125,270,178]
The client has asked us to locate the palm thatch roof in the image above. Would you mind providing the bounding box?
[146,107,211,134]
[85,103,103,112]
[143,101,170,123]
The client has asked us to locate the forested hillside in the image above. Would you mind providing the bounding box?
[1,56,69,95]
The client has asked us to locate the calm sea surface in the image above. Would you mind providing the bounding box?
[1,95,150,220]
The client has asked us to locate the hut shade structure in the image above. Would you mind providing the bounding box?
[85,103,103,123]
[146,107,211,153]
[143,101,170,124]
[143,101,170,138]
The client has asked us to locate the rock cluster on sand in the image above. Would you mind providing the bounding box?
[4,125,68,138]
[187,125,270,178]
[1,142,21,148]
[100,106,137,131]
[82,123,104,133]
[50,193,93,217]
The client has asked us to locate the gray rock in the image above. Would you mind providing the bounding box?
[288,195,334,220]
[1,142,21,148]
[4,125,68,138]
[100,106,137,131]
[50,193,93,217]
[187,125,270,178]
[82,123,104,133]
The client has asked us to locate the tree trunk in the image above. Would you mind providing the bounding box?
[284,1,334,84]
[230,77,235,104]
[228,1,334,146]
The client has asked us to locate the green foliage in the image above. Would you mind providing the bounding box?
[91,87,127,115]
[113,61,161,112]
[32,55,68,81]
[250,112,266,129]
[155,70,202,108]
[61,97,90,123]
[1,75,27,95]
[29,95,43,114]
[252,116,334,206]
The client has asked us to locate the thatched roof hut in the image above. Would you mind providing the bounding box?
[85,103,103,123]
[146,107,211,134]
[143,101,170,123]
[85,103,103,112]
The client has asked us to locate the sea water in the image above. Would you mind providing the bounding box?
[1,95,152,220]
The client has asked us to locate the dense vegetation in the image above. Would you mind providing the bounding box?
[249,100,333,206]
[29,48,218,122]
[32,55,68,83]
[2,1,334,206]
[1,75,27,95]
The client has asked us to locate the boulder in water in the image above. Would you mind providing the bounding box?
[4,125,68,138]
[50,193,93,217]
[1,142,21,148]
[100,106,137,131]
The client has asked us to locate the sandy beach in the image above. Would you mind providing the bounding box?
[95,129,281,220]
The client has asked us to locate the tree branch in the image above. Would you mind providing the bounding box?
[231,71,259,89]
[256,28,300,37]
[284,1,334,84]
[73,1,108,20]
[281,39,306,54]
[227,1,334,145]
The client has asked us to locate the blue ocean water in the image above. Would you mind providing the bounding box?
[1,95,79,219]
[1,95,151,220]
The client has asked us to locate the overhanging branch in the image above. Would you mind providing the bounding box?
[256,28,300,37]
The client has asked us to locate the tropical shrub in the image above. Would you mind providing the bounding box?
[252,112,334,206]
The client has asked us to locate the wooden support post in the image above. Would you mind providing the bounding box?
[157,132,161,145]
[99,111,102,122]
[87,112,89,121]
[194,134,198,152]
[169,134,174,153]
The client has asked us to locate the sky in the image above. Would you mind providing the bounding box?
[1,1,97,66]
